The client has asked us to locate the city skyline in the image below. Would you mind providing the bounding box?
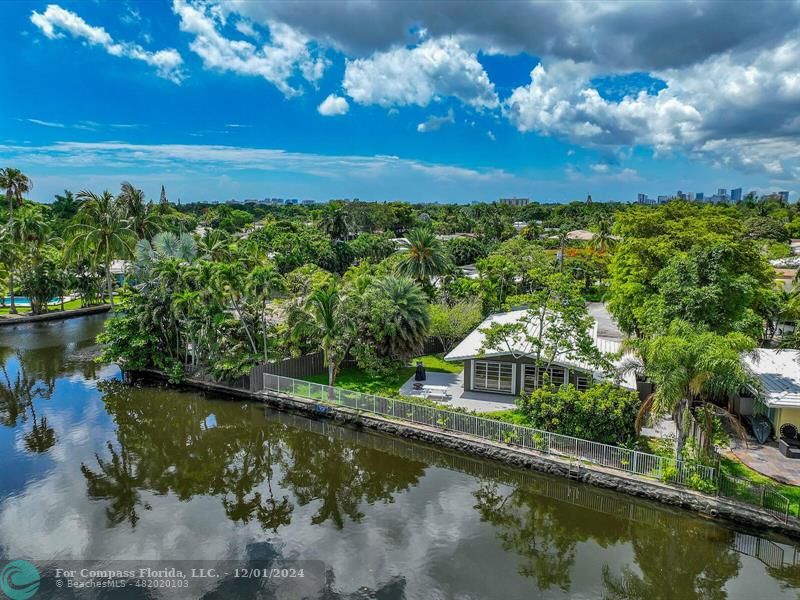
[1,1,798,204]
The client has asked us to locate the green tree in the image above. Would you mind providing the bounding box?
[0,169,33,313]
[319,205,350,241]
[589,217,617,253]
[246,264,285,362]
[119,181,159,239]
[68,190,135,306]
[519,382,640,444]
[429,299,483,353]
[361,275,430,361]
[212,262,259,355]
[0,167,31,219]
[624,320,755,459]
[480,273,606,375]
[295,285,352,387]
[52,189,78,221]
[397,227,452,286]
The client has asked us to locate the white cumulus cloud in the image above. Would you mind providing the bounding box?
[317,94,349,116]
[343,37,498,109]
[30,4,184,83]
[172,0,328,97]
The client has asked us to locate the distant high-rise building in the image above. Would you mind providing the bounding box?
[687,192,695,201]
[696,192,704,201]
[499,197,529,206]
[718,188,728,197]
[637,193,647,204]
[586,194,592,205]
[657,195,669,204]
[779,191,790,203]
[676,190,687,200]
[731,188,743,202]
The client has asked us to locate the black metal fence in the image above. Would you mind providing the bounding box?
[247,352,326,391]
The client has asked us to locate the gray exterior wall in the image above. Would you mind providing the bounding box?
[464,356,593,396]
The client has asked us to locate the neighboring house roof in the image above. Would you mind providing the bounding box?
[774,268,797,279]
[459,264,479,279]
[109,260,129,275]
[443,309,637,390]
[744,349,800,408]
[566,229,596,241]
[771,257,800,268]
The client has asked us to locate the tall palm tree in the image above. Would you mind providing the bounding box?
[118,181,159,239]
[212,262,259,354]
[397,227,451,285]
[589,217,617,253]
[319,206,350,241]
[373,275,430,359]
[67,190,135,306]
[0,167,31,221]
[0,168,32,313]
[5,204,49,314]
[296,286,350,387]
[246,264,285,362]
[623,320,754,459]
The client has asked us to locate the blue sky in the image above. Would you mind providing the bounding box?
[1,1,798,204]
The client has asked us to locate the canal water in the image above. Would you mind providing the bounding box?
[1,316,798,599]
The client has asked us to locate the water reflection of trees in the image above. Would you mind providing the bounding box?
[474,480,744,598]
[81,381,425,533]
[0,350,57,451]
[601,522,740,600]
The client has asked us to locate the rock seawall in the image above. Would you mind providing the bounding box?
[130,368,800,539]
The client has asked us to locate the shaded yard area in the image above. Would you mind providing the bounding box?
[301,354,463,398]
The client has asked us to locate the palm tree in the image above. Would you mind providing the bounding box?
[0,169,32,313]
[5,204,49,314]
[319,206,350,241]
[246,264,285,362]
[373,276,430,359]
[296,285,350,387]
[0,167,32,221]
[118,181,159,238]
[397,227,451,285]
[67,190,135,306]
[555,227,570,273]
[589,217,617,253]
[212,262,259,354]
[134,231,197,277]
[624,320,754,459]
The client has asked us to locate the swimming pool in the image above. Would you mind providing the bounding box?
[2,296,62,307]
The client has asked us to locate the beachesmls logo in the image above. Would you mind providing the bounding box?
[0,560,40,600]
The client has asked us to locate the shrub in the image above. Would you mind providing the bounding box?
[518,382,640,445]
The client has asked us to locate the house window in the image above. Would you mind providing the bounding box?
[473,361,514,393]
[523,365,566,391]
[575,373,591,391]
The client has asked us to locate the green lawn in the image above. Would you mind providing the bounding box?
[301,354,463,398]
[0,298,90,316]
[720,455,800,510]
[483,408,529,425]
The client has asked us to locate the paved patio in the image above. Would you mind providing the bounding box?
[398,371,517,413]
[728,438,800,486]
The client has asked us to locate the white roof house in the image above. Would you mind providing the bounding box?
[444,309,637,390]
[109,260,130,275]
[743,349,800,407]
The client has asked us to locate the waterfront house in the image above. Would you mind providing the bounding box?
[443,309,637,396]
[732,349,800,433]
